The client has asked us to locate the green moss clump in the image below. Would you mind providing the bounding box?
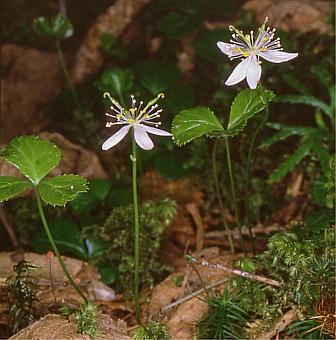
[82,197,176,297]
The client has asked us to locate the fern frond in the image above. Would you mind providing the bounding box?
[268,139,314,183]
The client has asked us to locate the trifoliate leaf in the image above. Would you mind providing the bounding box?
[37,175,88,206]
[227,87,275,137]
[33,13,73,40]
[0,177,32,202]
[172,106,224,146]
[0,136,61,184]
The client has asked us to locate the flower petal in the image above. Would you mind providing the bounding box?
[141,125,172,136]
[259,51,298,63]
[102,125,131,150]
[247,56,261,89]
[225,57,251,86]
[217,42,242,57]
[134,125,154,150]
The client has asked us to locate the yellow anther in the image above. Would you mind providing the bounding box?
[143,114,149,118]
[243,52,250,57]
[103,92,110,98]
[245,34,250,39]
[129,108,135,113]
[157,93,165,99]
[234,47,241,52]
[116,113,122,117]
[261,47,267,51]
[128,119,135,124]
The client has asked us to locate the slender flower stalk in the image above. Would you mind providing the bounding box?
[35,190,87,302]
[217,17,298,89]
[212,140,235,253]
[224,136,246,252]
[131,135,141,322]
[244,85,269,253]
[102,93,171,322]
[55,40,83,116]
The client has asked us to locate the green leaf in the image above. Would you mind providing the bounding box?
[33,219,87,259]
[50,13,73,40]
[311,177,329,207]
[260,123,316,149]
[95,67,133,98]
[33,17,53,37]
[155,151,187,180]
[100,33,117,52]
[268,139,314,183]
[0,177,32,202]
[107,189,132,208]
[193,29,231,64]
[33,14,73,40]
[155,12,202,39]
[227,87,275,137]
[85,238,113,260]
[134,62,181,95]
[70,179,110,214]
[172,106,224,146]
[165,84,196,115]
[275,95,332,120]
[305,209,334,232]
[37,175,88,206]
[0,136,61,184]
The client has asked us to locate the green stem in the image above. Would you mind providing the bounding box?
[212,140,235,253]
[55,40,82,115]
[131,134,141,322]
[244,85,269,253]
[35,190,87,302]
[224,136,246,252]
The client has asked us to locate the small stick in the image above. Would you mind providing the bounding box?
[0,203,20,248]
[160,278,229,312]
[186,255,280,287]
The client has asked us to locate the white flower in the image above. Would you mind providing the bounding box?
[217,18,298,89]
[102,92,172,151]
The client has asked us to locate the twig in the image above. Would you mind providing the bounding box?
[191,256,280,287]
[160,278,229,312]
[0,203,20,248]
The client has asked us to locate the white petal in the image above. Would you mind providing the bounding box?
[225,57,251,86]
[134,125,154,150]
[217,42,241,57]
[142,125,172,136]
[247,56,261,89]
[102,125,131,150]
[259,51,298,63]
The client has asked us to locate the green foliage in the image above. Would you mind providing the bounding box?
[0,135,61,185]
[131,320,170,340]
[234,229,335,336]
[0,177,32,202]
[195,287,249,339]
[0,136,88,206]
[154,150,188,180]
[100,33,127,59]
[81,198,176,297]
[33,13,73,41]
[155,12,202,39]
[227,87,275,137]
[285,318,334,339]
[134,61,181,95]
[74,302,101,338]
[33,219,88,259]
[6,260,38,333]
[172,107,224,146]
[95,67,134,99]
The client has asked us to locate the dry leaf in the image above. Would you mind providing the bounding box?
[70,0,152,85]
[242,0,333,33]
[1,44,64,144]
